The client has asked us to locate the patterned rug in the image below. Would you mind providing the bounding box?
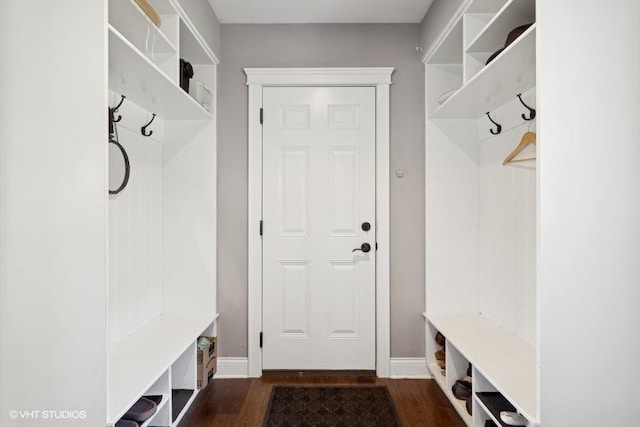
[262,385,402,427]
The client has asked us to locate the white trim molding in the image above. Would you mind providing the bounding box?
[245,67,393,86]
[389,358,431,379]
[215,357,249,379]
[245,67,394,378]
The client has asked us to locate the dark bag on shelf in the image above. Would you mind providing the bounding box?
[180,59,194,93]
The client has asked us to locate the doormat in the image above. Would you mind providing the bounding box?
[263,385,401,427]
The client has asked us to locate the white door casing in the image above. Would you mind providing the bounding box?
[246,67,393,377]
[262,86,376,369]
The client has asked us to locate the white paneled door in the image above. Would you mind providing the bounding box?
[262,86,376,369]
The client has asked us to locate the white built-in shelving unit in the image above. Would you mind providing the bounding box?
[107,0,218,425]
[424,0,538,425]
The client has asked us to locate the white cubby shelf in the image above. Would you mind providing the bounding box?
[466,0,535,53]
[108,311,217,424]
[432,23,535,119]
[108,25,212,121]
[109,0,178,56]
[426,313,537,424]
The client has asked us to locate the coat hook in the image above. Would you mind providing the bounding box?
[112,95,126,123]
[517,93,536,121]
[486,112,502,135]
[141,113,156,137]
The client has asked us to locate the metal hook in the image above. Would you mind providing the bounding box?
[112,95,126,123]
[486,112,502,135]
[517,93,536,121]
[141,113,156,137]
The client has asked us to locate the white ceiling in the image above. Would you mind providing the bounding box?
[207,0,434,24]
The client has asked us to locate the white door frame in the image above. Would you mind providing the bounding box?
[245,67,394,378]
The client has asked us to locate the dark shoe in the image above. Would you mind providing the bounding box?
[435,332,445,346]
[452,380,472,400]
[465,395,472,415]
[485,421,497,427]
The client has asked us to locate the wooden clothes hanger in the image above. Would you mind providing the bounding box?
[503,131,536,165]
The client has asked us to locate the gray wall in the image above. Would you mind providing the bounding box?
[217,24,425,358]
[178,0,221,57]
[420,0,465,52]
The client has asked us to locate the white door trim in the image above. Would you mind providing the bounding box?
[245,67,394,378]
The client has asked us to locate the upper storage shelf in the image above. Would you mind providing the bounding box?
[467,0,535,53]
[109,25,212,120]
[432,23,535,118]
[426,0,536,119]
[109,0,177,56]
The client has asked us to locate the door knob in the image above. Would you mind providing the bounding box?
[361,222,371,231]
[352,243,371,253]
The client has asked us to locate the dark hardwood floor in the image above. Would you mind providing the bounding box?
[179,373,466,426]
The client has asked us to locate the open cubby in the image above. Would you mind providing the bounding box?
[475,392,517,427]
[171,390,194,423]
[445,343,472,426]
[169,343,197,424]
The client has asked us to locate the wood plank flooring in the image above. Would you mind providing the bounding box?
[179,373,466,426]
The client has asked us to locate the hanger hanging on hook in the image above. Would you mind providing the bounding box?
[141,113,156,137]
[486,111,502,135]
[517,93,536,121]
[503,131,536,165]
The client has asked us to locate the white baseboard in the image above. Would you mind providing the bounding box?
[215,357,430,379]
[215,357,249,378]
[389,357,431,379]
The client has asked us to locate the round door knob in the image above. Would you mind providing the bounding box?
[352,243,371,253]
[361,222,371,231]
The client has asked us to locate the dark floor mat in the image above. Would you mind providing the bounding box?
[263,385,401,427]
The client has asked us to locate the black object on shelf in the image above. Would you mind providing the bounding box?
[123,397,157,423]
[485,421,498,427]
[452,380,472,400]
[476,392,517,427]
[172,389,194,422]
[180,59,194,93]
[485,23,534,66]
